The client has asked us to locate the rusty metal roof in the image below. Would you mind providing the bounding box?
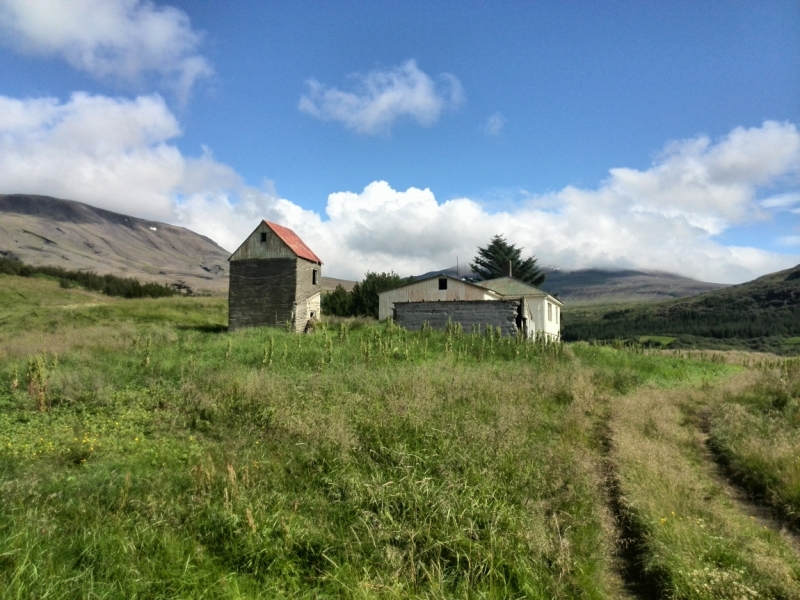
[475,276,563,305]
[263,220,322,264]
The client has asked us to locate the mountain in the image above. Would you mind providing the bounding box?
[539,268,728,303]
[563,264,800,353]
[415,265,727,303]
[0,194,231,293]
[0,194,356,294]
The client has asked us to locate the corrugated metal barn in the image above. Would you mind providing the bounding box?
[228,221,322,332]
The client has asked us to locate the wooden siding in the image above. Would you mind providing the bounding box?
[229,222,296,262]
[395,300,521,337]
[378,277,499,321]
[228,258,297,330]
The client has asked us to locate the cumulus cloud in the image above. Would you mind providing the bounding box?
[485,112,505,135]
[1,92,798,284]
[0,0,212,102]
[298,60,463,134]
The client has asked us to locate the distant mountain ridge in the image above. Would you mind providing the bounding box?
[0,194,231,293]
[415,265,727,303]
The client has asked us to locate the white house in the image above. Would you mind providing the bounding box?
[473,276,563,340]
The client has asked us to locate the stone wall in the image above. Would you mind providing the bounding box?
[394,300,520,337]
[228,258,297,331]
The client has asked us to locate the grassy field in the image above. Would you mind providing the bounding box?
[1,274,799,599]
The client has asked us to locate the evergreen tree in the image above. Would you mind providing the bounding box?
[470,235,546,286]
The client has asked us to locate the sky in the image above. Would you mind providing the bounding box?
[0,0,799,283]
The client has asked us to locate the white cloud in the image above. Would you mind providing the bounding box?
[0,0,212,102]
[777,236,800,247]
[298,60,463,134]
[485,112,505,135]
[761,192,800,209]
[1,93,798,284]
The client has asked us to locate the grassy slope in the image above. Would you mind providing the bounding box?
[1,275,799,598]
[563,265,800,353]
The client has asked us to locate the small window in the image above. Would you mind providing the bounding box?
[556,306,559,324]
[438,278,447,290]
[260,232,267,242]
[548,302,552,322]
[312,269,318,285]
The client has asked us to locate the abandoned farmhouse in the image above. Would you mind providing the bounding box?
[227,223,562,339]
[379,262,563,340]
[228,220,322,332]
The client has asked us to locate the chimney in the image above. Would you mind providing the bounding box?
[502,260,512,277]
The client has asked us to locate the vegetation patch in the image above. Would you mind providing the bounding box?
[706,364,800,528]
[2,275,799,598]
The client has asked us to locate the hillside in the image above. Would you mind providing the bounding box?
[0,194,230,293]
[0,194,350,294]
[563,264,800,353]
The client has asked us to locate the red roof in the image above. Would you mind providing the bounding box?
[264,220,323,264]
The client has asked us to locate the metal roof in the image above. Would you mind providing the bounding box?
[263,220,323,264]
[475,276,563,305]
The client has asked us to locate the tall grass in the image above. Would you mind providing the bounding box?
[608,382,800,599]
[707,365,800,528]
[3,276,797,598]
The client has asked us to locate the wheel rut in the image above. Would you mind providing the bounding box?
[696,411,800,555]
[595,414,663,600]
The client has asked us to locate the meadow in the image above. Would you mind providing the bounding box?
[1,274,799,599]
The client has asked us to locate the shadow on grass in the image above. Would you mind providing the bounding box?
[178,324,228,333]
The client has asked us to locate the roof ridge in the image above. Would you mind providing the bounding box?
[263,220,322,264]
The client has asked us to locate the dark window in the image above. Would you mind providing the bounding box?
[312,269,318,285]
[260,232,267,242]
[439,278,447,290]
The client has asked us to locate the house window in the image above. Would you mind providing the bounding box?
[439,278,447,290]
[556,306,559,324]
[548,302,552,322]
[312,269,318,285]
[260,232,267,242]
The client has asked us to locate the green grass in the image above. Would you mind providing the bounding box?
[638,335,676,346]
[1,275,799,598]
[707,366,800,528]
[609,384,800,599]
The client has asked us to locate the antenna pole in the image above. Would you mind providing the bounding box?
[457,257,459,280]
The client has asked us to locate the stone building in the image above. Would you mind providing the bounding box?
[228,220,322,332]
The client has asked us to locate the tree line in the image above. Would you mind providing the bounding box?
[0,256,178,298]
[562,305,800,342]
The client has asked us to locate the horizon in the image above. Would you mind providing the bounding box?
[0,1,798,284]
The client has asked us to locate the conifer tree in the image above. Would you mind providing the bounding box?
[470,234,546,286]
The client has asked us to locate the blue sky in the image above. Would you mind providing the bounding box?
[0,0,799,282]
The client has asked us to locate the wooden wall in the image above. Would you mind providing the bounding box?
[228,256,323,332]
[229,222,296,261]
[228,258,297,331]
[394,300,521,337]
[378,277,499,321]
